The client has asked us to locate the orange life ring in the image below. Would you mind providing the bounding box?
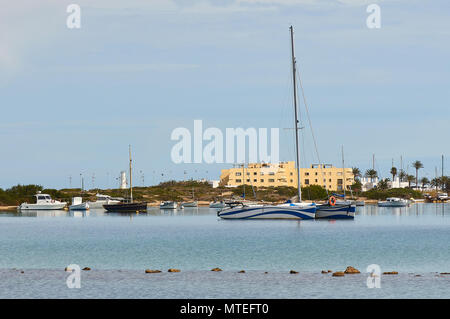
[329,196,336,206]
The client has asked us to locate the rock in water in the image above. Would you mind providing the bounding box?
[290,270,299,274]
[145,269,162,273]
[82,267,91,271]
[211,268,222,272]
[238,270,245,273]
[168,268,181,273]
[383,271,398,275]
[332,271,345,277]
[344,266,360,274]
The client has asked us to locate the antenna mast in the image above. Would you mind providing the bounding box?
[290,25,302,203]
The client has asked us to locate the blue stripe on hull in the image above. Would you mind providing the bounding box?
[218,206,316,219]
[316,204,355,219]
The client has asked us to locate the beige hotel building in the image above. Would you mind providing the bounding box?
[220,161,354,191]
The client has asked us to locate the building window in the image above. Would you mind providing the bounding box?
[329,179,332,182]
[337,179,343,184]
[254,172,257,175]
[315,172,318,176]
[315,179,318,183]
[290,179,293,183]
[236,179,241,183]
[305,179,309,185]
[235,172,241,176]
[260,179,264,182]
[269,172,275,175]
[290,172,293,176]
[269,179,275,183]
[254,179,257,182]
[305,172,309,176]
[260,172,264,176]
[246,179,250,182]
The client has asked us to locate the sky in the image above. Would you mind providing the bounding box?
[0,0,449,189]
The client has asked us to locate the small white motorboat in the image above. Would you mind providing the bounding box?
[69,197,89,211]
[181,201,198,208]
[87,194,121,209]
[209,201,226,209]
[378,197,409,207]
[18,193,67,211]
[160,201,178,209]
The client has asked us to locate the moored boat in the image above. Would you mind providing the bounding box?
[209,201,226,209]
[160,201,178,209]
[181,201,198,208]
[378,197,409,207]
[103,145,147,213]
[218,202,316,219]
[69,197,89,211]
[18,193,67,211]
[103,201,147,212]
[87,194,121,209]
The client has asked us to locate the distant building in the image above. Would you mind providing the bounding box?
[120,171,127,189]
[208,180,220,188]
[361,177,379,192]
[220,161,354,191]
[388,177,409,189]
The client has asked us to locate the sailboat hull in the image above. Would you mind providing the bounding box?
[315,204,355,219]
[218,204,316,220]
[103,202,147,212]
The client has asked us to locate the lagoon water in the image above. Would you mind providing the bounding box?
[0,203,449,298]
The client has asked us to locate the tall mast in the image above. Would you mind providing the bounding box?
[129,145,133,203]
[290,25,302,202]
[342,145,346,198]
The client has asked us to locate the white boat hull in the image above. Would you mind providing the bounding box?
[160,202,178,209]
[69,203,90,211]
[218,203,316,219]
[181,201,198,208]
[378,202,408,207]
[315,204,355,219]
[18,203,67,210]
[88,200,120,209]
[209,202,226,209]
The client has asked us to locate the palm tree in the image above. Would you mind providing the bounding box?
[398,169,406,183]
[431,177,441,191]
[377,178,389,190]
[420,177,430,190]
[365,169,378,183]
[352,167,361,181]
[412,160,424,189]
[406,175,415,188]
[390,167,397,182]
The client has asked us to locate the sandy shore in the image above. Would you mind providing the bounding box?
[0,206,17,211]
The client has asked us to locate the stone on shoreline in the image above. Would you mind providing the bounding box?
[290,270,298,274]
[168,268,180,273]
[344,266,360,274]
[145,269,162,274]
[211,268,222,272]
[332,271,345,277]
[383,271,398,275]
[321,270,328,274]
[82,267,91,271]
[238,270,245,273]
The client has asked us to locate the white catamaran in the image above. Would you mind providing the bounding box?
[218,26,316,220]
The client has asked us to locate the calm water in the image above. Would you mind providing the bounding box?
[0,203,449,298]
